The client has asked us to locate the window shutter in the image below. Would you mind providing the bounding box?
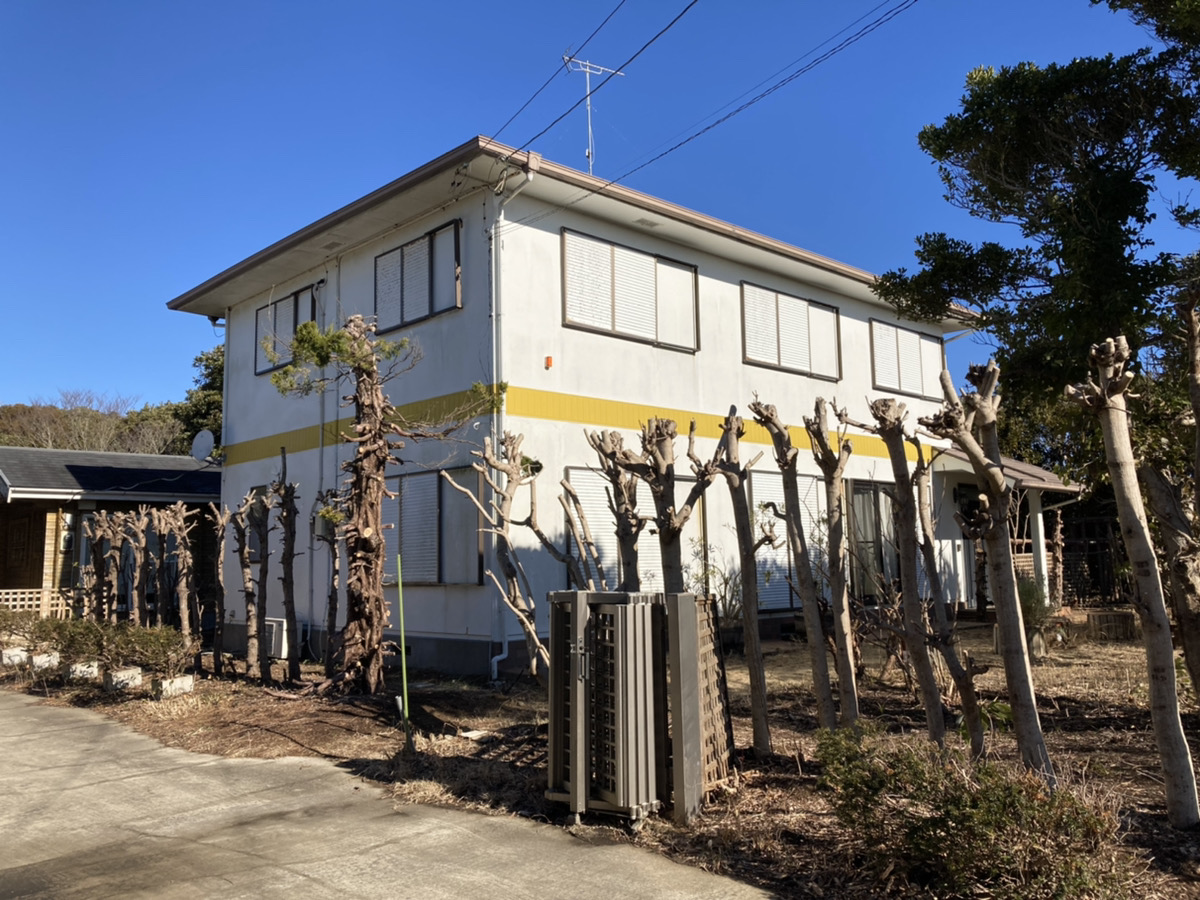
[402,238,431,323]
[274,297,295,361]
[920,335,943,398]
[255,305,272,373]
[382,477,401,583]
[777,292,811,372]
[808,305,839,378]
[564,231,612,329]
[873,322,900,390]
[440,468,480,584]
[376,249,404,332]
[796,475,828,594]
[749,471,792,610]
[897,328,922,394]
[655,259,696,349]
[566,468,620,588]
[612,245,657,340]
[431,225,458,313]
[400,473,439,582]
[743,284,778,364]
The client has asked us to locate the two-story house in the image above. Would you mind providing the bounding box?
[168,136,1057,676]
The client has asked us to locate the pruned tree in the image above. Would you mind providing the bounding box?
[748,399,838,730]
[208,503,232,677]
[803,399,860,726]
[271,448,302,683]
[920,362,1056,786]
[271,315,498,694]
[1066,336,1199,828]
[247,491,276,681]
[123,506,152,627]
[610,418,717,594]
[713,412,774,755]
[911,437,987,760]
[841,398,946,746]
[162,502,200,671]
[585,430,647,590]
[230,492,261,681]
[312,489,346,679]
[442,432,561,684]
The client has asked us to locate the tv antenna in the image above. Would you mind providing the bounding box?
[562,55,624,175]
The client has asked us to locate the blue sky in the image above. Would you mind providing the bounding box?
[0,0,1185,411]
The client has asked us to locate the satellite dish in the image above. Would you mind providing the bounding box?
[190,429,215,462]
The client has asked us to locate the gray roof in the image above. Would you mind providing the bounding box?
[939,447,1080,495]
[0,447,221,503]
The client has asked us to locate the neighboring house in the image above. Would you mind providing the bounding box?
[168,136,1070,675]
[0,447,221,618]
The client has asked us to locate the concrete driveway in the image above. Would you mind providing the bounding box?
[0,691,770,899]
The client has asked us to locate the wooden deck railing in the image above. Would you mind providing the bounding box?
[0,589,77,619]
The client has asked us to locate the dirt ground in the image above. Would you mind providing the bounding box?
[7,620,1200,899]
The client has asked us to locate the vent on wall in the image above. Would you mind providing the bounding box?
[632,217,660,228]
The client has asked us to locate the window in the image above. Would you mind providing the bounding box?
[381,468,481,585]
[562,229,698,350]
[870,320,944,398]
[255,286,315,374]
[375,220,461,333]
[741,282,840,378]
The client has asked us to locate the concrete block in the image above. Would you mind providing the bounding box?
[103,667,143,692]
[151,674,195,699]
[1,647,28,666]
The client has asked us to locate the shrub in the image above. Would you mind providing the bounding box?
[124,625,192,678]
[0,609,39,648]
[1018,574,1053,634]
[815,728,1126,899]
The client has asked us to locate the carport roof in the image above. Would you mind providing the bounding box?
[0,447,220,504]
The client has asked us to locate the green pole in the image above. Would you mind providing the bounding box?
[396,552,413,753]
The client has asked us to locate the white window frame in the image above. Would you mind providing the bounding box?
[869,319,945,399]
[382,467,482,586]
[374,220,462,334]
[561,228,699,352]
[255,286,315,375]
[740,281,841,380]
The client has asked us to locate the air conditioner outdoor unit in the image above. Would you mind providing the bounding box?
[263,617,288,659]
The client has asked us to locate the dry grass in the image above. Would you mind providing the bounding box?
[5,624,1200,898]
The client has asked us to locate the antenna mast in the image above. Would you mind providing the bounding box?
[562,55,624,175]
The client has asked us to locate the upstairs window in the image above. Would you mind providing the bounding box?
[255,286,315,374]
[741,282,840,379]
[870,320,944,399]
[562,229,698,351]
[375,220,461,333]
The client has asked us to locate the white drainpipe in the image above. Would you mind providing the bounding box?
[489,159,536,681]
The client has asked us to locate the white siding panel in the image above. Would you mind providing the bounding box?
[872,321,900,390]
[743,284,777,364]
[612,245,657,340]
[808,305,840,378]
[656,259,696,349]
[564,232,612,329]
[778,293,811,373]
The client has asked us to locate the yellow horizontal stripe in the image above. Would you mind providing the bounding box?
[505,386,917,462]
[225,384,919,465]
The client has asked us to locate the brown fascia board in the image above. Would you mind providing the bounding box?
[168,135,972,333]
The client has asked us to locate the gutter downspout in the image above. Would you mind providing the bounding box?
[489,157,538,681]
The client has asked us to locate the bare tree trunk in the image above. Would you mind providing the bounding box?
[864,398,945,746]
[313,490,343,680]
[209,504,231,678]
[716,414,772,755]
[1068,337,1199,828]
[231,496,259,681]
[84,516,109,623]
[586,430,646,590]
[922,363,1056,786]
[250,494,273,682]
[1050,510,1064,608]
[1139,468,1200,698]
[166,503,200,672]
[273,448,302,683]
[912,441,986,759]
[749,400,838,730]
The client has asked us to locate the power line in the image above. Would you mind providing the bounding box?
[513,0,701,155]
[505,0,920,234]
[488,0,630,146]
